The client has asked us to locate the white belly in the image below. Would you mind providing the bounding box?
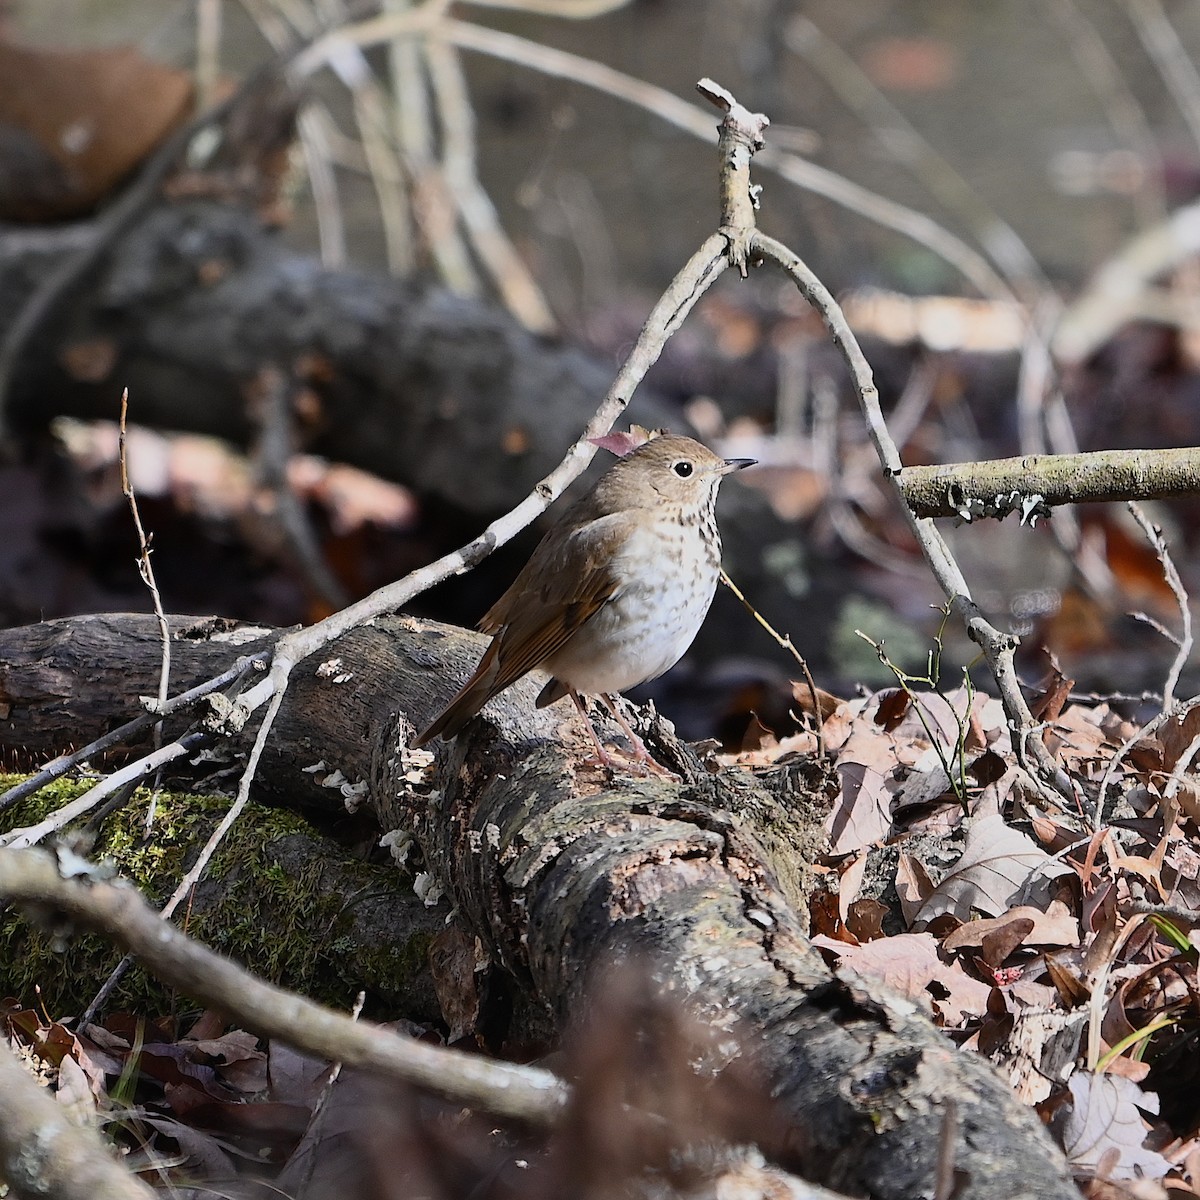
[543,519,720,696]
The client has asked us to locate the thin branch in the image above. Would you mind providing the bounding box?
[425,34,557,331]
[1053,200,1200,363]
[0,846,568,1124]
[1122,0,1200,158]
[296,13,1017,302]
[119,391,172,826]
[719,568,826,757]
[0,656,260,815]
[1127,501,1192,712]
[1094,692,1200,828]
[784,15,1047,297]
[86,686,289,1011]
[458,0,632,14]
[384,0,483,296]
[751,228,1069,800]
[0,732,211,850]
[249,366,350,610]
[231,231,729,721]
[1049,0,1167,231]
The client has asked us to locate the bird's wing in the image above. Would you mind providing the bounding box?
[474,511,629,694]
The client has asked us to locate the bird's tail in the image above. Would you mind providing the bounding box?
[411,648,500,746]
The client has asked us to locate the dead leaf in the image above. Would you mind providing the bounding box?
[1058,1073,1171,1181]
[588,426,662,457]
[942,902,1081,953]
[829,724,904,853]
[789,678,845,723]
[0,42,193,220]
[875,688,910,731]
[846,899,888,942]
[815,931,992,1024]
[915,813,1073,926]
[1030,656,1076,724]
[896,850,937,928]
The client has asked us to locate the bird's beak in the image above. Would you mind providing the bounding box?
[719,457,757,475]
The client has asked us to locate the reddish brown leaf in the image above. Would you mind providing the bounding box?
[978,918,1036,967]
[942,902,1080,953]
[815,931,992,1024]
[846,898,888,942]
[1030,658,1075,724]
[874,688,910,731]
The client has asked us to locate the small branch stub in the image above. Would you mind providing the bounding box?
[697,78,769,276]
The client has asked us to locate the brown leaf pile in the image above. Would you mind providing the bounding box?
[728,667,1200,1198]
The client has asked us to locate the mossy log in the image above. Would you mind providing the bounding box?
[0,612,1075,1200]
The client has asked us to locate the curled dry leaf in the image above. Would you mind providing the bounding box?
[896,850,937,929]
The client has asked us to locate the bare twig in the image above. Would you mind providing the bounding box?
[250,366,350,610]
[459,0,632,14]
[195,0,223,112]
[1095,693,1200,828]
[425,34,557,331]
[298,101,348,266]
[296,13,1016,302]
[0,733,212,849]
[0,655,260,815]
[384,0,482,296]
[1162,730,1200,807]
[932,1100,960,1200]
[1050,0,1167,231]
[784,15,1046,298]
[813,372,929,579]
[1128,900,1200,924]
[229,230,729,724]
[118,390,172,827]
[752,228,1069,800]
[292,989,367,1197]
[1053,200,1200,363]
[1122,0,1200,158]
[1127,502,1192,712]
[0,846,568,1124]
[719,568,826,757]
[87,685,289,1008]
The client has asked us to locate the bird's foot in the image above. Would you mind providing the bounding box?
[570,691,678,779]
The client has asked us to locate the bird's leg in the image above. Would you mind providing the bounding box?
[568,690,625,772]
[599,694,675,778]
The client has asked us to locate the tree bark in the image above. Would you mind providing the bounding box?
[0,612,1075,1199]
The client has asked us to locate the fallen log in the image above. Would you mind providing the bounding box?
[0,612,1075,1199]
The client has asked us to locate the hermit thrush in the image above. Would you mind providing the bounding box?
[413,433,755,769]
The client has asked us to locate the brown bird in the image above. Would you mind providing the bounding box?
[413,433,755,769]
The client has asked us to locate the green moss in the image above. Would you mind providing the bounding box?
[0,775,416,1020]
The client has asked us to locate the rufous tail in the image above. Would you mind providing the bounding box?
[412,650,501,746]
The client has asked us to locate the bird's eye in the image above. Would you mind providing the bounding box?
[672,460,694,478]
